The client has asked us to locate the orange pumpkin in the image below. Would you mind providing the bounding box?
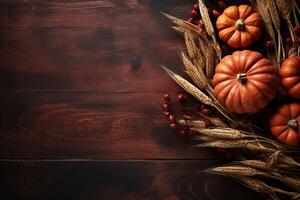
[213,50,279,114]
[270,103,300,145]
[279,56,300,99]
[216,5,262,49]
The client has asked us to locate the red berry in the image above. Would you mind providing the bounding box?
[212,9,221,17]
[188,128,195,136]
[191,9,198,19]
[286,37,292,45]
[169,123,177,129]
[169,114,176,123]
[201,108,211,115]
[294,26,300,35]
[179,129,186,136]
[164,111,171,118]
[296,37,300,43]
[163,103,170,111]
[178,94,187,103]
[204,119,212,127]
[193,19,200,25]
[192,3,199,10]
[217,1,226,9]
[199,19,205,29]
[163,94,170,102]
[265,40,274,48]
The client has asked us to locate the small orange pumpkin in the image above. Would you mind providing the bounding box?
[216,5,262,48]
[279,56,300,99]
[213,50,279,114]
[270,103,300,145]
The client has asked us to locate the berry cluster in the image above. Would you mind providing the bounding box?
[162,93,212,137]
[187,1,227,27]
[265,26,300,49]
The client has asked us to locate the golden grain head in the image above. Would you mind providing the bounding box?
[209,118,229,128]
[162,66,213,105]
[194,139,247,149]
[209,166,258,176]
[239,160,267,169]
[196,128,244,139]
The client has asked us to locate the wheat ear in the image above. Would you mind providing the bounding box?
[198,0,221,60]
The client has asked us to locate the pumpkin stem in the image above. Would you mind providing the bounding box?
[236,19,245,31]
[288,119,298,129]
[237,73,247,83]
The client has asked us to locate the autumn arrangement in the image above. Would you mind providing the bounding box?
[161,0,300,199]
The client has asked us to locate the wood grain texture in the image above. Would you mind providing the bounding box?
[0,92,217,159]
[0,0,266,199]
[0,160,263,200]
[0,0,192,92]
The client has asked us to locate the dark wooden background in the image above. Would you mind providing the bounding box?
[0,0,263,199]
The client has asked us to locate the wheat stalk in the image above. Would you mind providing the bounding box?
[205,45,215,79]
[209,117,229,128]
[162,13,208,42]
[238,160,267,170]
[194,139,248,149]
[185,120,206,129]
[162,66,213,106]
[198,0,221,60]
[180,51,207,89]
[206,166,259,176]
[238,177,300,199]
[275,0,296,42]
[192,135,215,142]
[194,128,245,139]
[266,0,285,60]
[255,0,276,42]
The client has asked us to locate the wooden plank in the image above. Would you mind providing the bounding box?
[0,92,219,159]
[0,0,190,28]
[0,0,191,92]
[0,160,263,200]
[0,27,185,92]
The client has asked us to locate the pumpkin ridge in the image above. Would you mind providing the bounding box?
[282,76,300,90]
[213,73,236,84]
[237,51,248,71]
[248,79,274,100]
[277,129,290,143]
[216,84,232,106]
[219,27,236,42]
[249,81,270,110]
[247,81,270,109]
[215,80,236,101]
[214,78,235,90]
[271,126,288,137]
[239,82,257,112]
[247,65,274,75]
[229,53,240,73]
[243,52,263,71]
[289,82,300,98]
[217,15,236,30]
[237,84,247,113]
[231,82,243,113]
[238,5,253,19]
[244,13,261,27]
[224,5,239,20]
[245,26,262,40]
[225,82,239,112]
[215,62,237,75]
